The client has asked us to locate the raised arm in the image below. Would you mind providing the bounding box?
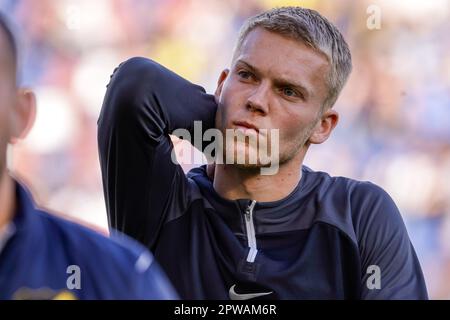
[98,57,216,250]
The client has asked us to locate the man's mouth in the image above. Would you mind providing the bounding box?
[232,121,260,135]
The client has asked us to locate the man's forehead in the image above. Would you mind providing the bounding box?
[239,28,328,62]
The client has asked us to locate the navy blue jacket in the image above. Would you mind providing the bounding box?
[0,181,178,299]
[98,57,428,300]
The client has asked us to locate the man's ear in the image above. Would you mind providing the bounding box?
[214,69,229,104]
[10,88,36,144]
[308,108,339,145]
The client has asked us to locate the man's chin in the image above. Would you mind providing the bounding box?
[225,150,278,169]
[232,162,263,170]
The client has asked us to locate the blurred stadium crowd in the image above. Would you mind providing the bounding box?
[1,0,449,299]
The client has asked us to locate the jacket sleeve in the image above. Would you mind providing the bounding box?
[97,57,217,250]
[352,182,429,299]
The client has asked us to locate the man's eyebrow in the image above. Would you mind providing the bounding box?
[235,59,260,76]
[235,59,311,99]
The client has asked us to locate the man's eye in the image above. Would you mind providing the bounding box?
[237,70,252,79]
[282,87,297,97]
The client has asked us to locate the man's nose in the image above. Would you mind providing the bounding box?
[246,82,270,115]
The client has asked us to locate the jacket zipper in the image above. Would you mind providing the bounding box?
[244,200,258,263]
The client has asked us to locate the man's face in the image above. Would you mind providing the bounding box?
[215,27,331,168]
[0,30,17,177]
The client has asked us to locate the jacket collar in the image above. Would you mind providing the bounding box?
[187,165,318,234]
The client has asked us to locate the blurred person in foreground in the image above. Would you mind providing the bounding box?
[0,14,177,300]
[98,7,427,299]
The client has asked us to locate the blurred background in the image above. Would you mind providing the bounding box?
[1,0,449,299]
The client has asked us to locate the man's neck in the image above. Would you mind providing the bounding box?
[213,152,305,202]
[0,171,15,229]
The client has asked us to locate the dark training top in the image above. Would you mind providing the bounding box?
[98,57,428,299]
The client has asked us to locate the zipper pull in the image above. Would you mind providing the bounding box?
[245,200,257,221]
